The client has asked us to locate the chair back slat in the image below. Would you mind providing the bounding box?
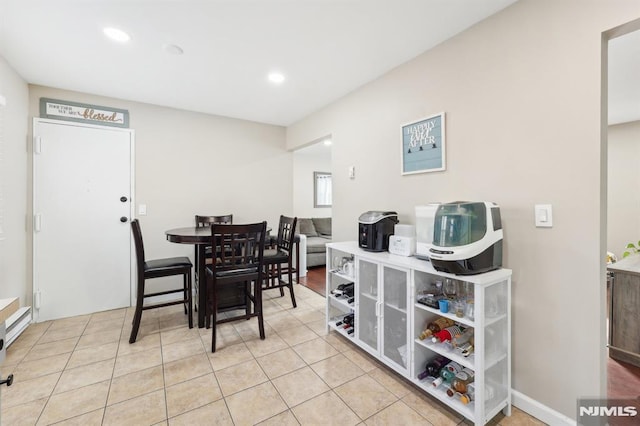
[210,222,266,276]
[277,216,298,253]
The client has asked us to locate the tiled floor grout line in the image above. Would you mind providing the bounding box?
[2,286,541,425]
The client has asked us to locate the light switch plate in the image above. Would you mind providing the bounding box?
[138,204,147,215]
[535,204,552,227]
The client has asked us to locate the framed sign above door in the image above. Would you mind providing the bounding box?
[40,98,130,128]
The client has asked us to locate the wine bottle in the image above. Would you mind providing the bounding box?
[336,313,354,327]
[331,282,354,297]
[460,383,495,405]
[419,317,455,340]
[417,355,448,380]
[447,368,475,397]
[431,361,462,388]
[431,325,463,343]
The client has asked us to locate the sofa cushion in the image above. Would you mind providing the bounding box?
[312,217,331,236]
[297,218,318,237]
[306,236,328,254]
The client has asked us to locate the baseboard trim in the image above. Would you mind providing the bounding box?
[6,306,32,347]
[512,389,576,426]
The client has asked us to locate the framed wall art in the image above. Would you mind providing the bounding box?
[401,112,445,175]
[39,98,130,128]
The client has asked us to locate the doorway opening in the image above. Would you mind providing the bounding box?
[604,19,640,400]
[292,135,332,295]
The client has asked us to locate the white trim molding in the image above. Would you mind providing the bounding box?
[512,389,576,426]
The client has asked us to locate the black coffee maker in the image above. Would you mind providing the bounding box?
[358,211,399,252]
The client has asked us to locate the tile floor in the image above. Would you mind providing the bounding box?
[1,284,543,425]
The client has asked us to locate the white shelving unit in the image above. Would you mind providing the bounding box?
[326,241,512,425]
[325,247,356,340]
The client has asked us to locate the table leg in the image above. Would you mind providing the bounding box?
[198,244,207,328]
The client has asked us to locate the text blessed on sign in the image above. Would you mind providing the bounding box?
[39,98,129,128]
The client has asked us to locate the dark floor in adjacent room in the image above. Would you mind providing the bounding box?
[297,266,326,297]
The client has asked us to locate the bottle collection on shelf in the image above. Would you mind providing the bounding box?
[420,317,475,357]
[331,282,355,305]
[335,313,355,335]
[417,354,491,405]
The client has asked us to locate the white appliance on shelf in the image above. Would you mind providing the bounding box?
[415,203,440,260]
[388,224,416,257]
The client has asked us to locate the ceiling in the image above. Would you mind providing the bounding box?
[0,0,519,126]
[1,1,635,127]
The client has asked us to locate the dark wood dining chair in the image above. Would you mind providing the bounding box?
[206,222,267,352]
[129,219,193,343]
[194,214,233,310]
[262,215,298,308]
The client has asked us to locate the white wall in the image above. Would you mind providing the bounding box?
[608,120,640,259]
[25,85,291,298]
[293,142,332,218]
[287,0,640,420]
[0,56,29,305]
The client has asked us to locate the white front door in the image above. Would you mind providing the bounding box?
[33,119,134,322]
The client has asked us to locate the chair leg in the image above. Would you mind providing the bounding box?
[183,273,188,315]
[287,260,297,308]
[129,280,145,344]
[211,282,218,352]
[256,281,265,340]
[245,281,251,317]
[278,264,285,297]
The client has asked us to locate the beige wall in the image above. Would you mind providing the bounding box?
[25,85,291,296]
[0,57,29,305]
[287,0,640,420]
[608,121,640,259]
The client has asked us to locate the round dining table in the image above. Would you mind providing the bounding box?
[165,226,213,327]
[165,225,277,328]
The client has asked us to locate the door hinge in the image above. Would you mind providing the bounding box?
[33,136,42,154]
[34,291,41,309]
[34,214,42,232]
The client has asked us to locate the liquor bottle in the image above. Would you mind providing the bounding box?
[419,317,455,340]
[417,355,448,380]
[446,368,475,397]
[431,325,464,343]
[460,383,495,405]
[431,361,462,388]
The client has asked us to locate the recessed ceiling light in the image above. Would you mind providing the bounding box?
[163,44,184,55]
[268,72,285,84]
[103,27,131,43]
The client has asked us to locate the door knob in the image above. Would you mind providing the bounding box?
[120,196,128,202]
[0,374,13,387]
[120,217,128,223]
